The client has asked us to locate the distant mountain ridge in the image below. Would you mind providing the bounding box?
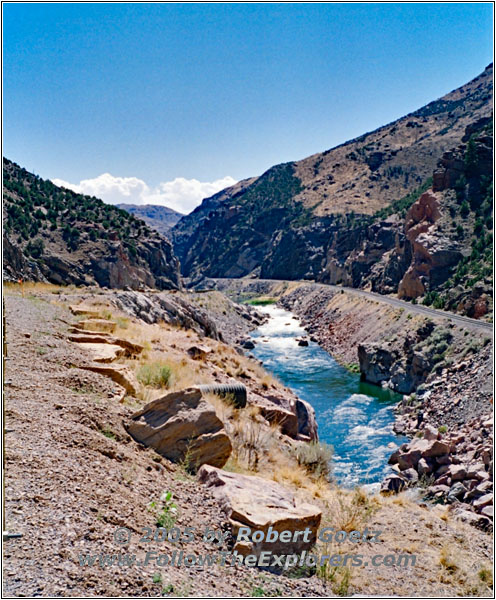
[117,203,184,237]
[172,64,493,282]
[3,159,181,290]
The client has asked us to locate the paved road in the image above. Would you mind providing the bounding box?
[213,278,493,334]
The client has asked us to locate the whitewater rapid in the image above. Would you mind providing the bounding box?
[250,305,408,487]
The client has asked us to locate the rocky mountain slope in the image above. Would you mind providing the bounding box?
[319,117,493,318]
[3,159,181,290]
[172,65,493,301]
[116,203,184,237]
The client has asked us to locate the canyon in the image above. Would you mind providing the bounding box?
[2,64,493,597]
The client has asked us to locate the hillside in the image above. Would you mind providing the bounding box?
[172,64,493,287]
[3,159,181,290]
[116,203,184,237]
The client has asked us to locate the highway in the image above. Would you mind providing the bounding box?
[213,278,493,334]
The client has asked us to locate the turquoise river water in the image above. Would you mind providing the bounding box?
[250,305,409,488]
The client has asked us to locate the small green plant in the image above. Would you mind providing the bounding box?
[418,473,436,488]
[438,425,447,434]
[251,587,266,597]
[174,441,198,477]
[137,362,172,388]
[162,583,174,594]
[154,491,177,529]
[115,316,130,329]
[345,362,360,374]
[336,567,351,596]
[152,573,162,584]
[478,567,493,586]
[100,426,116,440]
[317,564,352,596]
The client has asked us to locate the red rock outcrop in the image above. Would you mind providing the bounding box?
[398,191,442,299]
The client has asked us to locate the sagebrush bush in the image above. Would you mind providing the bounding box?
[292,441,333,479]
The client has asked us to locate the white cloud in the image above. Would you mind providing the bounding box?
[52,173,237,214]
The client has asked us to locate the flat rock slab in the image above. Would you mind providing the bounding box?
[77,343,125,363]
[78,319,117,333]
[127,388,231,469]
[198,464,322,556]
[69,333,143,356]
[81,364,139,396]
[69,305,101,317]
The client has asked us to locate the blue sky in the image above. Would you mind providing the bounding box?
[3,3,493,212]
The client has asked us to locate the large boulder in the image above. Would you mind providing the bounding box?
[254,403,298,439]
[198,464,321,556]
[381,473,408,494]
[357,344,396,385]
[388,438,451,474]
[295,398,318,441]
[127,388,231,469]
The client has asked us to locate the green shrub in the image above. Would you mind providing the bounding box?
[460,201,470,218]
[149,491,177,529]
[245,297,277,306]
[137,362,172,388]
[26,238,44,259]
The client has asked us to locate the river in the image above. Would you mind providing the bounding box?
[249,304,409,488]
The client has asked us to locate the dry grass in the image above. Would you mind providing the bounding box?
[439,544,460,575]
[322,487,379,533]
[4,281,71,294]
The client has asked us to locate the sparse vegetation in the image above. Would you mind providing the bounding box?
[373,177,433,221]
[137,362,172,388]
[100,425,116,440]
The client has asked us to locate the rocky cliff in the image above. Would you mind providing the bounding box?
[364,117,493,317]
[3,159,182,290]
[173,65,493,291]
